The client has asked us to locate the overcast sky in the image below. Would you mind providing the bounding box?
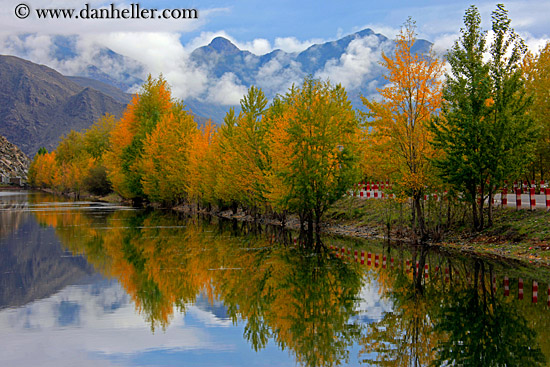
[0,0,548,102]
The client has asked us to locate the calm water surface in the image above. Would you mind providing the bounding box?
[1,190,550,366]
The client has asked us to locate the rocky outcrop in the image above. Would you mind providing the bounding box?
[0,135,30,182]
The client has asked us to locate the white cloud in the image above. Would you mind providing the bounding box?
[0,282,231,367]
[184,31,272,55]
[255,56,303,96]
[206,72,248,105]
[315,34,391,91]
[432,33,458,57]
[88,32,209,98]
[238,38,272,55]
[521,32,550,54]
[185,32,326,56]
[273,37,322,53]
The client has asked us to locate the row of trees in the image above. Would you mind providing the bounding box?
[29,4,550,238]
[30,76,362,243]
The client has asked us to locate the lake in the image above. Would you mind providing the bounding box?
[1,190,549,366]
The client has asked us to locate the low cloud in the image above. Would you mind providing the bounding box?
[206,72,248,105]
[255,55,304,97]
[315,35,391,91]
[273,37,323,53]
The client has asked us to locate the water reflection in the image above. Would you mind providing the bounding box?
[31,207,365,366]
[1,191,550,366]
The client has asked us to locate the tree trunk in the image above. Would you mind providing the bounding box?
[471,196,479,231]
[307,214,314,246]
[413,193,426,240]
[487,187,494,228]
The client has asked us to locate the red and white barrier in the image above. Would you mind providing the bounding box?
[361,250,365,265]
[519,278,524,300]
[445,267,449,283]
[533,281,538,303]
[367,253,372,266]
[382,255,386,269]
[424,264,429,279]
[375,254,379,267]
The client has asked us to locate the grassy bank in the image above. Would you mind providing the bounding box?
[325,197,550,267]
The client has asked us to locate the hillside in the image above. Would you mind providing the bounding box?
[0,55,127,157]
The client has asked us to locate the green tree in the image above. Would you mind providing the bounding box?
[269,77,361,244]
[433,261,545,367]
[524,42,550,181]
[431,4,535,230]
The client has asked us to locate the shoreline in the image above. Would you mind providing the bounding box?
[11,188,550,268]
[172,201,550,269]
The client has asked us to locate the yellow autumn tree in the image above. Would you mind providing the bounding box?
[28,151,59,189]
[268,77,361,243]
[104,75,174,201]
[141,104,198,204]
[361,18,444,238]
[186,120,218,207]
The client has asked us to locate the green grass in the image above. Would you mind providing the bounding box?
[325,197,550,267]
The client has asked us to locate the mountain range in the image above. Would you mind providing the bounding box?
[0,28,432,157]
[186,28,430,120]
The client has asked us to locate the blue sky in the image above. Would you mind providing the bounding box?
[2,0,548,53]
[0,0,548,103]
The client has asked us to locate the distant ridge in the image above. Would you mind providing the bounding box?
[0,55,127,156]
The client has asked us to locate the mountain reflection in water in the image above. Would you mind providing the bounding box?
[0,191,549,366]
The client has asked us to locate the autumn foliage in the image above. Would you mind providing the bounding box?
[29,6,549,235]
[361,18,444,237]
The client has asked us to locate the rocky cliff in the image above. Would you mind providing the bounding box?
[0,135,30,181]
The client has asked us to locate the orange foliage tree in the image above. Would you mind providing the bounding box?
[104,76,175,201]
[269,77,361,242]
[361,18,444,238]
[141,105,198,204]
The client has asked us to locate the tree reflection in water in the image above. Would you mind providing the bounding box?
[432,260,545,367]
[359,246,546,367]
[33,207,364,366]
[30,201,548,367]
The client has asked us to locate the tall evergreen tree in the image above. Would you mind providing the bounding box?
[431,4,535,230]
